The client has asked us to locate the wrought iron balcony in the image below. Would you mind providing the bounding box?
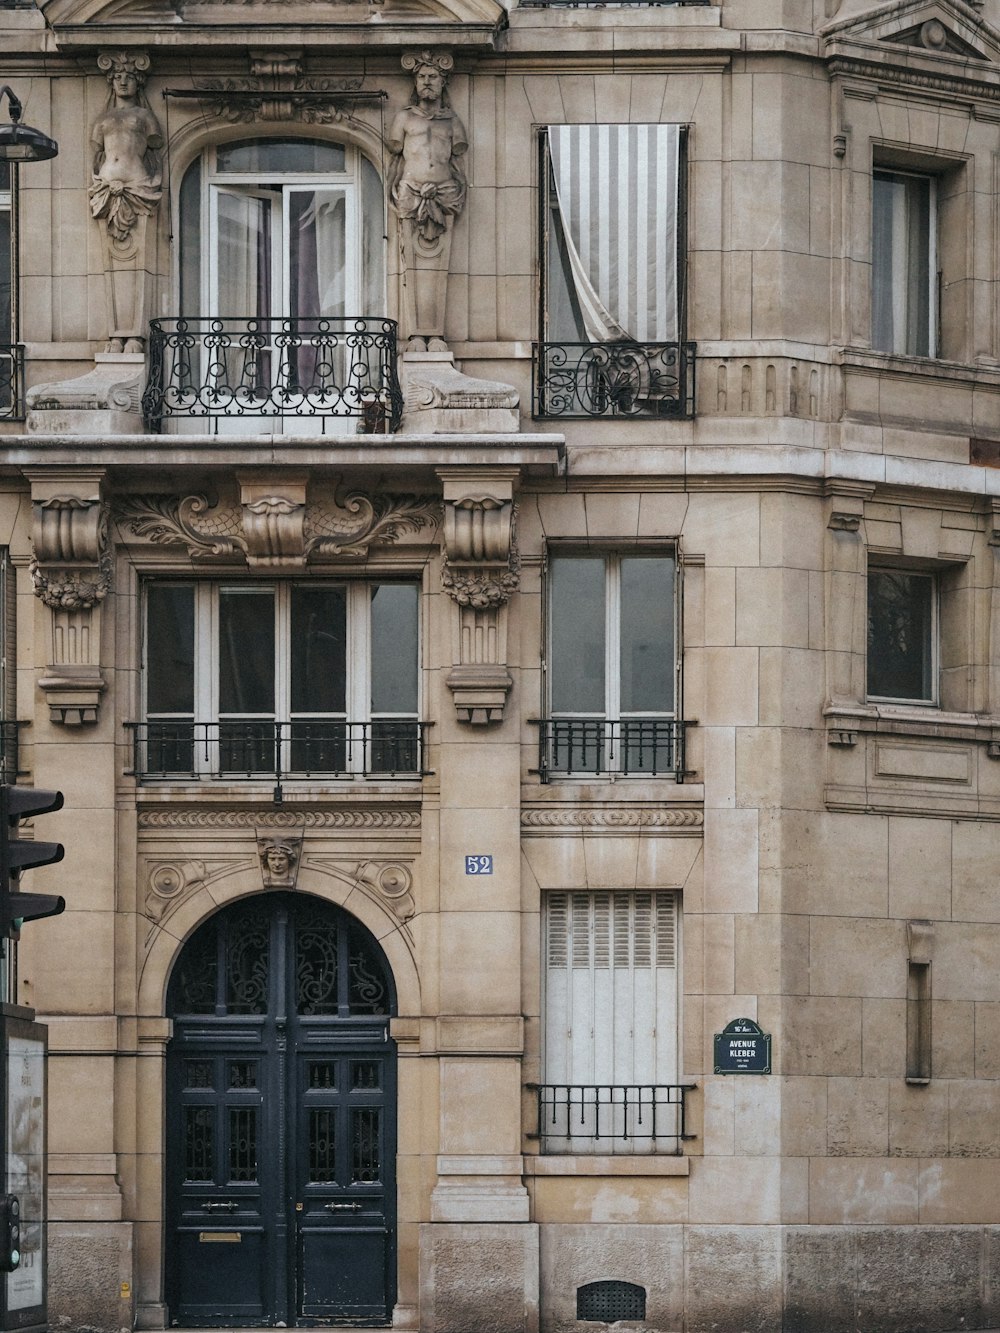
[126,720,430,784]
[0,344,25,421]
[533,340,695,419]
[534,718,691,782]
[142,317,404,434]
[521,0,707,6]
[529,1084,696,1152]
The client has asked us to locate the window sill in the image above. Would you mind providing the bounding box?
[525,1155,689,1177]
[130,779,425,803]
[841,347,1000,387]
[825,703,1000,752]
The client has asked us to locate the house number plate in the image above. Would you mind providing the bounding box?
[465,855,493,875]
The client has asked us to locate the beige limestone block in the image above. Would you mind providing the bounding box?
[439,815,519,912]
[519,74,566,126]
[437,911,520,1013]
[533,492,587,539]
[520,837,586,893]
[779,1077,828,1158]
[686,493,761,569]
[889,1080,949,1159]
[634,492,689,537]
[440,1058,522,1155]
[737,566,810,648]
[20,909,115,1013]
[917,1159,1000,1224]
[684,912,705,996]
[703,807,758,913]
[531,1176,688,1225]
[759,493,825,574]
[557,73,597,123]
[809,918,905,999]
[952,820,1000,922]
[735,912,809,997]
[688,1157,784,1224]
[934,922,1000,1003]
[703,725,736,809]
[975,1003,1000,1079]
[887,816,952,920]
[582,492,641,539]
[808,1159,919,1225]
[932,1000,975,1079]
[780,810,889,919]
[634,836,702,894]
[860,998,906,1078]
[703,647,759,726]
[703,912,735,995]
[827,1077,889,1157]
[947,1080,1000,1158]
[704,566,736,646]
[684,995,705,1079]
[581,835,642,890]
[48,1055,116,1155]
[733,1078,783,1157]
[783,997,862,1077]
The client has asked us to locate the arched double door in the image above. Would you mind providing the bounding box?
[165,893,397,1326]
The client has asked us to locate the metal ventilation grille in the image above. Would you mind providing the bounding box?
[577,1281,646,1322]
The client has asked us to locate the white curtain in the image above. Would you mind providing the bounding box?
[547,124,680,343]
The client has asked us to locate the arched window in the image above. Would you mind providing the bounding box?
[178,137,385,324]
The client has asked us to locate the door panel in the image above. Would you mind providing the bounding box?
[166,895,396,1327]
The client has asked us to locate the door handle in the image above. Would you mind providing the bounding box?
[202,1201,239,1213]
[324,1201,363,1212]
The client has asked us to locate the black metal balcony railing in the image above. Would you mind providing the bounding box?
[535,719,690,783]
[126,721,429,783]
[0,722,22,784]
[533,340,695,419]
[142,317,404,433]
[0,344,25,421]
[522,0,708,6]
[530,1084,696,1152]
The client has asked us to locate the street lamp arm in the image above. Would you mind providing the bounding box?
[0,88,24,124]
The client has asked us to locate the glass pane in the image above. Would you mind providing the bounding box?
[371,585,418,714]
[348,928,389,1015]
[146,584,195,715]
[228,1061,257,1089]
[360,153,386,316]
[620,556,675,713]
[184,1107,214,1182]
[225,905,271,1015]
[296,910,339,1015]
[351,1108,380,1183]
[228,1107,258,1182]
[216,139,346,175]
[309,1062,337,1090]
[219,590,274,714]
[290,190,346,321]
[179,160,201,319]
[291,586,346,713]
[872,171,931,357]
[184,1059,213,1089]
[867,569,934,701]
[217,190,272,324]
[550,557,605,714]
[308,1109,336,1183]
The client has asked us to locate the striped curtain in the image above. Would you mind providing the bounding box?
[547,124,680,344]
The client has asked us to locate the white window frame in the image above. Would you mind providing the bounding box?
[142,578,420,776]
[871,167,938,358]
[866,564,939,706]
[541,889,681,1154]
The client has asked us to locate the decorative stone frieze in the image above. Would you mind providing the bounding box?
[521,807,703,831]
[354,860,416,924]
[137,808,421,829]
[27,471,111,724]
[117,486,440,566]
[194,55,370,124]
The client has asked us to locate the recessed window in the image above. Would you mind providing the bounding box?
[872,169,936,357]
[867,567,936,703]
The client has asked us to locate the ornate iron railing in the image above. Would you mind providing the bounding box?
[534,719,691,782]
[533,340,696,419]
[529,1084,696,1151]
[126,720,430,783]
[0,722,22,783]
[522,0,707,6]
[0,344,25,421]
[142,317,404,433]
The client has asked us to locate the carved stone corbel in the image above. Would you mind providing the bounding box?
[438,470,519,725]
[27,471,110,725]
[238,472,308,569]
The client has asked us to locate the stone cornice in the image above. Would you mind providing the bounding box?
[137,808,421,828]
[827,52,1000,102]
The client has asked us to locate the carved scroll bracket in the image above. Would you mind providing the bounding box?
[26,470,110,725]
[438,469,519,725]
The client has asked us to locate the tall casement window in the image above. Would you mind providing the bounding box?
[138,580,421,779]
[149,138,394,433]
[866,566,936,704]
[541,890,680,1153]
[0,160,19,419]
[542,550,681,778]
[871,169,936,358]
[534,125,693,419]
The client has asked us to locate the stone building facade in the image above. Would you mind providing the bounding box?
[3,0,1000,1330]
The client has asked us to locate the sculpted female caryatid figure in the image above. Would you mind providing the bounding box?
[89,52,164,353]
[387,50,468,351]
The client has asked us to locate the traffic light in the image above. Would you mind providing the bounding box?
[0,1195,20,1272]
[0,786,65,937]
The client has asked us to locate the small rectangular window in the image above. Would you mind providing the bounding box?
[872,169,936,357]
[866,567,936,704]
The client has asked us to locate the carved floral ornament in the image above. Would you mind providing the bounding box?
[31,496,113,610]
[116,487,441,567]
[440,496,520,608]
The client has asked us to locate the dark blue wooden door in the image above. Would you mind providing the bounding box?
[165,894,396,1327]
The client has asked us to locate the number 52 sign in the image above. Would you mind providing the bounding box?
[465,855,493,875]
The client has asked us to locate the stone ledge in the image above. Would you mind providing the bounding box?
[524,1154,690,1177]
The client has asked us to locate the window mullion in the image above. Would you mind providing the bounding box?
[606,557,621,723]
